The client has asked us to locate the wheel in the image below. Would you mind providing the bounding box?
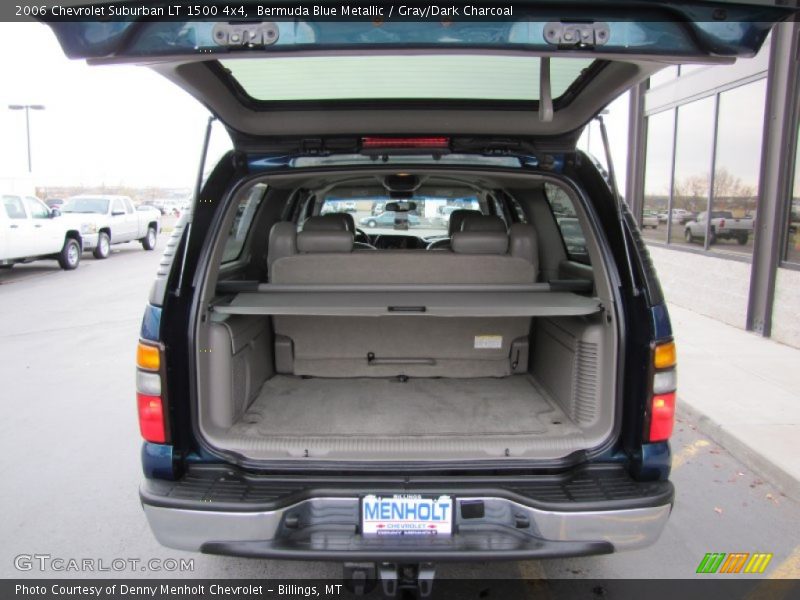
[57,238,81,270]
[93,232,110,259]
[684,229,695,243]
[0,264,14,270]
[366,220,377,228]
[708,230,717,245]
[141,226,157,251]
[737,233,748,245]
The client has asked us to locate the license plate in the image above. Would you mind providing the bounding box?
[361,494,453,536]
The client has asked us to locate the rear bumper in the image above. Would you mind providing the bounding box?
[140,465,673,561]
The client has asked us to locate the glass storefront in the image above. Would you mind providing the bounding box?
[640,79,768,257]
[711,79,767,256]
[641,110,675,244]
[786,123,800,265]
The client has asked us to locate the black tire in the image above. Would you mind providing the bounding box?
[57,238,81,270]
[709,230,717,245]
[0,264,14,270]
[737,233,748,246]
[93,232,110,259]
[367,220,377,228]
[141,226,157,251]
[685,229,695,244]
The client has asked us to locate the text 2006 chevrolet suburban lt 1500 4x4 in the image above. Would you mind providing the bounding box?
[47,1,794,591]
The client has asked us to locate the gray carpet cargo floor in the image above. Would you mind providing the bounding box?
[218,375,586,461]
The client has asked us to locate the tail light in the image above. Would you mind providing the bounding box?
[136,341,167,443]
[647,340,677,443]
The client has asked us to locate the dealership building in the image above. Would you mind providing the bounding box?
[619,20,800,349]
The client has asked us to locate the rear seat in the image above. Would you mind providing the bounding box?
[267,214,539,377]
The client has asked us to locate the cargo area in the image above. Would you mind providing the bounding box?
[198,312,615,461]
[192,170,620,463]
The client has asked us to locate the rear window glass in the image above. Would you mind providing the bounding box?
[220,56,594,102]
[319,190,480,237]
[222,184,267,262]
[544,183,591,265]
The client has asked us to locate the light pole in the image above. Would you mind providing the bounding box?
[8,104,46,173]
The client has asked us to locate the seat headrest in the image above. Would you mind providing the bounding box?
[303,213,355,232]
[461,214,508,233]
[267,221,298,276]
[447,209,482,236]
[296,230,353,253]
[451,231,509,255]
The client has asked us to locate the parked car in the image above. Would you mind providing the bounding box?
[342,200,357,212]
[642,211,660,229]
[44,198,65,211]
[47,5,791,591]
[139,201,166,215]
[658,208,693,224]
[1,193,89,270]
[359,210,421,228]
[684,211,754,245]
[59,194,161,258]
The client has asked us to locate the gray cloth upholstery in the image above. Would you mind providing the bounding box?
[461,214,508,233]
[267,222,297,274]
[296,230,354,253]
[448,209,482,236]
[271,251,535,284]
[509,223,539,274]
[451,231,509,255]
[303,213,355,232]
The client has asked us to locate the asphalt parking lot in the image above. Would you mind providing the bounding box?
[1,239,798,585]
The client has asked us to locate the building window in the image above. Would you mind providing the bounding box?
[710,79,767,257]
[642,109,675,243]
[786,123,800,265]
[671,96,716,247]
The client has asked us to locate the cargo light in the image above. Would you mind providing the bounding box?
[361,136,450,149]
[136,340,167,443]
[647,340,677,443]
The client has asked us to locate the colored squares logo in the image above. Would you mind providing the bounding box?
[697,553,773,574]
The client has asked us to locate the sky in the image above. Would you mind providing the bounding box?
[0,21,634,193]
[0,22,231,192]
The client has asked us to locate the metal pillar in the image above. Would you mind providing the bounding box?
[746,21,800,336]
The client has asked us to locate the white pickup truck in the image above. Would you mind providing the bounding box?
[1,192,90,270]
[684,211,754,245]
[59,195,161,259]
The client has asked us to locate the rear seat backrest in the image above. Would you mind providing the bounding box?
[267,213,539,377]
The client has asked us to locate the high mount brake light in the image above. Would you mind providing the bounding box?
[361,137,450,149]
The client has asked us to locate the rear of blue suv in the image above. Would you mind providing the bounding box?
[44,0,793,585]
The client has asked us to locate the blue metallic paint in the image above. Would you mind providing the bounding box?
[139,304,162,342]
[141,442,175,480]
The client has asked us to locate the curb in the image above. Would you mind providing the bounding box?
[676,402,800,503]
